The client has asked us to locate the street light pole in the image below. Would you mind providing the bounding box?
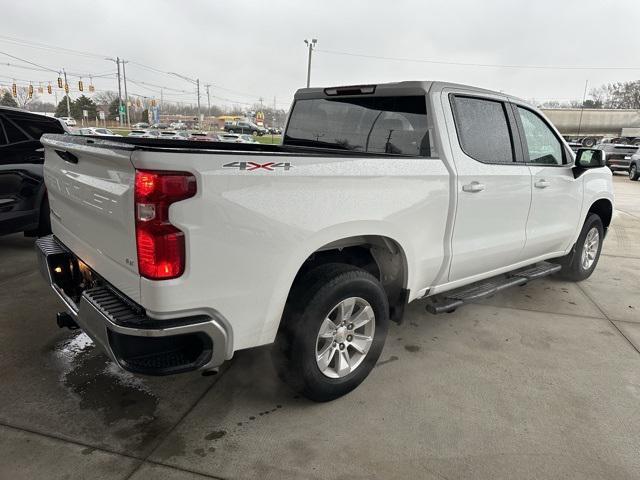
[304,38,317,88]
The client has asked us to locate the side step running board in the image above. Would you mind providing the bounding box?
[425,262,562,314]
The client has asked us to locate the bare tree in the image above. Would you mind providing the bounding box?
[92,90,118,106]
[14,87,33,109]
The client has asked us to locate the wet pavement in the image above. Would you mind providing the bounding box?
[0,174,639,479]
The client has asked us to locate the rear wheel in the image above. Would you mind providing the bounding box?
[630,163,639,181]
[556,213,604,281]
[273,264,389,402]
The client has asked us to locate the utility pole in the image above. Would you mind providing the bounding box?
[62,69,71,117]
[196,78,201,124]
[107,57,125,125]
[205,84,211,116]
[168,72,200,124]
[304,38,317,88]
[121,59,130,126]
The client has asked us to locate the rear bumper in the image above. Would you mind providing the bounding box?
[36,235,229,375]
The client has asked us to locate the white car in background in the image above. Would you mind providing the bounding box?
[59,117,76,126]
[78,127,121,137]
[220,133,258,143]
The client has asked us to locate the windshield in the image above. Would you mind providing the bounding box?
[284,95,431,156]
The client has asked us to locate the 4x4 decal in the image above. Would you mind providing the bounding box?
[223,161,292,171]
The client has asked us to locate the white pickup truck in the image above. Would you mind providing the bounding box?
[37,81,613,401]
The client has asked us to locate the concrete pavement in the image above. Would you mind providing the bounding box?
[0,174,638,479]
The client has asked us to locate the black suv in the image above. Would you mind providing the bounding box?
[0,107,66,236]
[224,120,266,136]
[595,143,639,173]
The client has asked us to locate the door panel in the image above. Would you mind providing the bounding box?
[443,91,532,282]
[513,105,582,257]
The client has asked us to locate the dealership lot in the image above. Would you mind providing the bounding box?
[0,174,638,480]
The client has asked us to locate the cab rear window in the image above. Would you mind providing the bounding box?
[284,96,432,156]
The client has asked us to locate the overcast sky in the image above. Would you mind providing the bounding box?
[2,0,639,110]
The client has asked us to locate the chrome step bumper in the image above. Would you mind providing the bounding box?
[36,235,229,375]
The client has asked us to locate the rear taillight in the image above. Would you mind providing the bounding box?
[134,170,196,280]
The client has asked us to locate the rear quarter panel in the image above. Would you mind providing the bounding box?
[131,150,450,350]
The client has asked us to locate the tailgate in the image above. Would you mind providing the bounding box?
[41,134,141,302]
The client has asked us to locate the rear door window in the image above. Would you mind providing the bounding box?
[7,114,64,140]
[284,96,432,156]
[2,117,29,144]
[451,95,515,163]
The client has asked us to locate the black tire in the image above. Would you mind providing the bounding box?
[272,263,389,402]
[228,129,234,134]
[556,213,604,281]
[630,163,639,181]
[36,195,52,237]
[583,137,596,147]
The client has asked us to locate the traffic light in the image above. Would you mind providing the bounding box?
[11,83,17,97]
[28,84,33,98]
[47,83,52,94]
[88,84,95,93]
[64,83,69,93]
[78,80,83,92]
[151,99,156,107]
[57,77,63,88]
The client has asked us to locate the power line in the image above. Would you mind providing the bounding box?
[0,34,107,59]
[316,48,640,71]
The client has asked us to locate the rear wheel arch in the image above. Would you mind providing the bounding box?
[287,235,409,323]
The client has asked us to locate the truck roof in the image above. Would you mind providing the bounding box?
[295,80,526,104]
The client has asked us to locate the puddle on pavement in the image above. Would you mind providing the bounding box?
[51,332,164,450]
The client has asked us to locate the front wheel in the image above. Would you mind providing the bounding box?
[273,264,389,402]
[556,213,604,281]
[630,163,639,181]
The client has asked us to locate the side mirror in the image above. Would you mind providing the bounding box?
[575,148,606,168]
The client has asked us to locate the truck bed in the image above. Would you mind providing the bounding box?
[52,134,423,158]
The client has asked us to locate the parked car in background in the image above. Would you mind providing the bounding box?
[58,116,76,127]
[128,130,149,138]
[78,127,121,137]
[594,143,638,173]
[629,150,640,180]
[220,133,256,143]
[170,122,187,130]
[158,130,181,139]
[240,134,259,144]
[187,132,218,142]
[567,142,583,153]
[150,123,169,129]
[0,106,67,236]
[224,120,266,136]
[132,122,150,129]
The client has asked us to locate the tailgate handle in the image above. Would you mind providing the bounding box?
[55,149,78,164]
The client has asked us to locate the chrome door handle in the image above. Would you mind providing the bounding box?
[462,181,485,193]
[535,179,551,189]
